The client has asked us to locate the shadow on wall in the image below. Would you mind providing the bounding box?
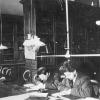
[79,61,97,80]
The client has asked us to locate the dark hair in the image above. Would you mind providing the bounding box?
[59,60,75,72]
[37,67,46,75]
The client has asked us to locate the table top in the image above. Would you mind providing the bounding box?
[0,89,99,100]
[0,82,99,100]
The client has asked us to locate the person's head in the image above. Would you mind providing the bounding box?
[59,60,77,80]
[59,60,74,72]
[64,70,77,80]
[36,67,50,82]
[59,61,68,72]
[37,67,46,75]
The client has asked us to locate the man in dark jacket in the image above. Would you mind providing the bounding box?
[55,61,96,98]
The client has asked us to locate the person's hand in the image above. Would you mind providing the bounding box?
[51,89,71,97]
[99,87,100,94]
[59,89,71,96]
[64,89,71,95]
[46,72,50,78]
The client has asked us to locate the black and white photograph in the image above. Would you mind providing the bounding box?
[0,0,100,100]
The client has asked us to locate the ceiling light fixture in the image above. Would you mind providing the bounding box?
[91,1,94,6]
[69,0,75,1]
[96,20,100,26]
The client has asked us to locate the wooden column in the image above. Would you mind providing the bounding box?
[20,0,37,83]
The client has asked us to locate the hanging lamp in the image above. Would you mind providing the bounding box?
[0,9,8,50]
[96,20,100,26]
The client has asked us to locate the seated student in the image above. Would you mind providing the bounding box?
[55,61,98,98]
[24,67,50,92]
[33,67,50,91]
[34,67,50,84]
[34,67,61,90]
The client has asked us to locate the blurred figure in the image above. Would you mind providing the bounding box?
[34,67,50,90]
[55,60,98,98]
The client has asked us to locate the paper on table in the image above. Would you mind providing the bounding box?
[25,83,45,91]
[27,92,48,97]
[24,83,36,88]
[48,96,71,100]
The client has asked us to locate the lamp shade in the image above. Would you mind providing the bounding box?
[96,20,100,25]
[0,43,8,50]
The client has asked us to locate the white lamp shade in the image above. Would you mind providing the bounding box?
[96,20,100,25]
[0,43,8,50]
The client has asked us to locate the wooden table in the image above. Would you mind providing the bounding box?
[0,82,99,100]
[0,88,99,100]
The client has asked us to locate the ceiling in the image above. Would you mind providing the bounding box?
[0,0,99,16]
[0,0,99,33]
[35,0,100,27]
[76,0,99,6]
[0,0,23,15]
